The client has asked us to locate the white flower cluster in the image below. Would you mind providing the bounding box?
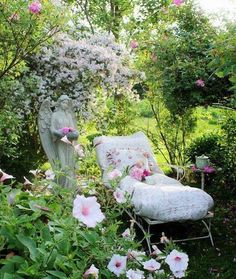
[13,32,144,119]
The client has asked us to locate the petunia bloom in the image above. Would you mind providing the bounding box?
[130,40,138,49]
[45,169,55,180]
[165,249,189,272]
[107,169,122,180]
[107,254,127,277]
[29,1,42,14]
[83,264,99,278]
[122,228,131,238]
[143,259,161,272]
[0,169,15,182]
[126,269,145,279]
[195,79,205,87]
[113,189,126,204]
[173,0,184,6]
[73,195,105,228]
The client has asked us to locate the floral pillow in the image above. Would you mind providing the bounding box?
[106,148,150,173]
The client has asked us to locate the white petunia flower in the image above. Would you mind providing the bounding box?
[72,195,105,228]
[83,264,99,278]
[113,189,126,204]
[143,259,161,272]
[165,249,189,272]
[107,254,127,277]
[126,269,145,279]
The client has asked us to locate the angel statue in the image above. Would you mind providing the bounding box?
[38,95,79,188]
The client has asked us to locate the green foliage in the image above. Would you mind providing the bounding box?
[209,23,236,107]
[185,134,223,165]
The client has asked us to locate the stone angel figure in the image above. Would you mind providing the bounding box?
[38,95,79,188]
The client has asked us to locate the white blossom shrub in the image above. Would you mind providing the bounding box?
[13,32,144,119]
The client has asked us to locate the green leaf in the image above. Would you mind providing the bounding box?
[16,234,39,261]
[46,271,67,279]
[215,71,225,78]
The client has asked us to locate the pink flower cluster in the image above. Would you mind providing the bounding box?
[59,126,75,135]
[195,79,205,87]
[191,165,215,173]
[130,40,138,49]
[173,0,184,6]
[130,166,151,181]
[29,1,42,14]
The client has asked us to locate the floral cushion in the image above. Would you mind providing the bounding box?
[106,148,150,172]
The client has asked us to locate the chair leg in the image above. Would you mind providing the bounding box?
[202,219,214,246]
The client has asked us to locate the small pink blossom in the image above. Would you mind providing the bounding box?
[165,249,189,272]
[130,166,144,181]
[29,1,42,14]
[191,165,197,172]
[143,259,161,272]
[173,0,184,6]
[73,195,105,228]
[195,79,205,87]
[130,40,138,49]
[23,176,33,186]
[107,169,122,180]
[107,254,127,277]
[203,165,215,173]
[83,264,99,278]
[59,126,75,135]
[113,189,126,204]
[122,228,131,238]
[0,169,15,182]
[143,169,152,177]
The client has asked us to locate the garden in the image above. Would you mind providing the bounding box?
[0,0,236,278]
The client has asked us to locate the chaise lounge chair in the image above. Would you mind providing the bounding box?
[94,132,214,253]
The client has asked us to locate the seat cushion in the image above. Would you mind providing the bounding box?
[119,176,214,222]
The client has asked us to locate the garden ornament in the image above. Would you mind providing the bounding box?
[38,95,79,188]
[195,154,210,169]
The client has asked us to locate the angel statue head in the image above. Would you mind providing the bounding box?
[38,95,79,188]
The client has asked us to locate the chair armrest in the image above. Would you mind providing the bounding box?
[159,163,185,181]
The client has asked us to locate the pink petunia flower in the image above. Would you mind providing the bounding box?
[130,166,144,181]
[195,79,205,87]
[107,169,122,180]
[126,269,145,279]
[83,264,99,278]
[143,259,161,272]
[113,189,126,204]
[72,195,105,228]
[130,40,138,49]
[203,165,215,173]
[0,169,15,182]
[165,249,189,272]
[45,169,55,180]
[173,0,184,6]
[29,1,42,14]
[107,254,127,277]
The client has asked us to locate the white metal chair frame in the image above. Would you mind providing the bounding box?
[124,164,214,254]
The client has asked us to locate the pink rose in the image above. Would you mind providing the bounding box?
[130,40,138,49]
[130,166,144,181]
[29,1,42,14]
[195,79,205,87]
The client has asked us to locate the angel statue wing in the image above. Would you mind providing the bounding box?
[38,99,57,169]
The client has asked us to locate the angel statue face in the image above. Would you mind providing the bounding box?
[57,95,70,111]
